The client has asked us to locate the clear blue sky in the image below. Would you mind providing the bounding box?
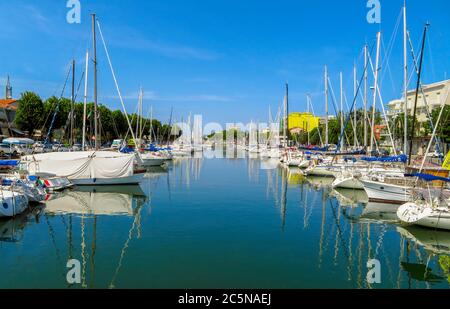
[0,0,449,126]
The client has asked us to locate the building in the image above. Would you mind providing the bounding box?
[0,76,20,137]
[387,79,450,123]
[288,112,320,133]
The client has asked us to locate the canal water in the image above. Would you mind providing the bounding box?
[1,150,449,289]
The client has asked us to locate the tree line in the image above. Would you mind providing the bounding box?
[14,91,178,145]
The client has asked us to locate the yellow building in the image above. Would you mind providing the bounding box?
[288,112,320,133]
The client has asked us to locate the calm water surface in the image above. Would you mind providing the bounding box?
[1,150,449,289]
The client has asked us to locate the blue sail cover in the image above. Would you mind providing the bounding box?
[119,147,135,154]
[405,173,450,183]
[300,146,329,152]
[361,154,407,163]
[0,160,19,166]
[145,144,172,152]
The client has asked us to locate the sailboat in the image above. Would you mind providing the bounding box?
[397,173,450,230]
[21,15,145,186]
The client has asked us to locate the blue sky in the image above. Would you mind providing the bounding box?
[0,0,449,126]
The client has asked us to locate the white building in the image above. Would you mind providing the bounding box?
[387,79,450,123]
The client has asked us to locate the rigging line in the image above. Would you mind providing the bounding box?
[426,35,437,82]
[379,8,403,93]
[73,71,86,102]
[96,19,141,160]
[343,91,360,147]
[333,41,376,157]
[407,30,444,161]
[367,51,397,154]
[308,97,323,146]
[327,77,352,146]
[41,64,72,135]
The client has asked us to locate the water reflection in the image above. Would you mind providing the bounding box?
[0,206,44,243]
[0,155,449,288]
[45,187,147,216]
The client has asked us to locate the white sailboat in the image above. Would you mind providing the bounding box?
[21,151,144,186]
[397,199,450,231]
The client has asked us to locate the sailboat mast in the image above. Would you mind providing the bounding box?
[364,45,368,148]
[403,1,408,155]
[284,83,289,147]
[135,88,141,147]
[92,14,99,150]
[408,23,429,165]
[370,32,381,152]
[353,64,357,148]
[340,72,344,151]
[307,94,311,146]
[70,59,75,147]
[324,66,329,146]
[82,51,89,150]
[140,88,144,142]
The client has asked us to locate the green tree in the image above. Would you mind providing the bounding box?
[15,91,44,136]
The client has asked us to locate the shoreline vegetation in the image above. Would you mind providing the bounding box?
[13,91,179,145]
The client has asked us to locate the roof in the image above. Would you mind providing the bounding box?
[0,99,18,110]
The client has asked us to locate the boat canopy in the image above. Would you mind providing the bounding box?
[3,138,35,145]
[405,173,450,183]
[0,160,19,166]
[145,144,172,152]
[21,151,135,180]
[361,154,407,163]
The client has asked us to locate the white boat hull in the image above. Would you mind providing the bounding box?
[298,160,310,169]
[0,191,29,218]
[139,158,166,167]
[306,166,337,177]
[361,179,411,204]
[416,214,450,230]
[332,177,364,190]
[71,173,145,186]
[397,202,450,231]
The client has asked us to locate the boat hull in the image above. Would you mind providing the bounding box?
[416,214,450,230]
[71,173,145,186]
[332,177,364,190]
[0,191,29,218]
[361,179,411,204]
[306,166,337,177]
[139,158,166,167]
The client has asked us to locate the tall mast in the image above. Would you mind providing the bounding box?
[340,72,344,151]
[353,64,357,148]
[408,23,429,165]
[403,1,408,155]
[284,83,289,147]
[370,32,381,152]
[70,59,75,147]
[136,88,141,146]
[92,13,99,150]
[140,88,144,142]
[307,94,311,146]
[364,45,368,148]
[82,51,89,150]
[324,66,329,146]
